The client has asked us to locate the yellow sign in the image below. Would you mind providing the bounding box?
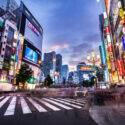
[119,9,124,18]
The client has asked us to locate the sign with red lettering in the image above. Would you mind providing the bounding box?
[81,67,92,71]
[106,27,110,34]
[121,53,125,72]
[108,45,115,72]
[108,45,113,52]
[117,59,124,76]
[28,22,39,36]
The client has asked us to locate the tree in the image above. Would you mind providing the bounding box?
[16,64,33,87]
[82,76,96,87]
[91,76,96,86]
[82,80,90,87]
[44,75,53,87]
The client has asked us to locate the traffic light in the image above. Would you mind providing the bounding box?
[29,77,34,83]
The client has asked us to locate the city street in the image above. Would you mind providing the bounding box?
[0,0,125,125]
[0,95,97,125]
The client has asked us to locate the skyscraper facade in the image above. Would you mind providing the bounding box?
[77,62,95,84]
[62,65,68,82]
[43,51,56,81]
[56,54,62,83]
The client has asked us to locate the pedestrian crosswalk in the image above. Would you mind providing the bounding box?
[0,96,87,117]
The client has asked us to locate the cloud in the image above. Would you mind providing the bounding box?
[47,43,69,52]
[16,0,102,70]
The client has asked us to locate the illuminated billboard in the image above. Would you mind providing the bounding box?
[18,2,43,52]
[81,66,93,71]
[24,19,42,52]
[24,46,38,64]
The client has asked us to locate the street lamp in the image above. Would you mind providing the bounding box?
[87,51,100,66]
[87,51,100,88]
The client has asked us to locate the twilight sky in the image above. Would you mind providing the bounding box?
[16,0,102,71]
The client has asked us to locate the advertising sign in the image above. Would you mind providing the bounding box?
[25,46,38,63]
[24,19,42,52]
[117,59,124,76]
[101,41,106,65]
[119,8,124,18]
[108,45,115,72]
[122,37,125,51]
[121,53,125,72]
[81,67,93,71]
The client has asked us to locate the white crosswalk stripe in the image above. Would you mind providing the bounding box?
[0,96,10,108]
[66,98,86,103]
[43,98,72,110]
[58,98,84,106]
[0,96,86,116]
[27,97,47,112]
[50,98,82,109]
[20,97,32,114]
[35,97,60,111]
[0,96,4,100]
[4,96,16,116]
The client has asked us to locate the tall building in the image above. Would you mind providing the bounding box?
[62,65,69,82]
[0,1,43,85]
[43,51,56,81]
[0,0,18,83]
[56,54,62,83]
[15,2,43,84]
[73,71,79,84]
[77,62,95,84]
[0,0,18,12]
[99,0,125,84]
[68,72,73,84]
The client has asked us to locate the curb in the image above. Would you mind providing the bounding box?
[89,106,110,125]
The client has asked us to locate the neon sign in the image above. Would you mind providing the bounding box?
[101,41,106,65]
[28,22,39,36]
[122,37,125,51]
[108,45,115,72]
[81,67,93,71]
[117,59,124,76]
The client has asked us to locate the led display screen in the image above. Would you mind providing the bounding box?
[25,46,38,63]
[24,19,42,52]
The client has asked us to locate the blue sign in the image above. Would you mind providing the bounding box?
[101,41,106,65]
[25,46,38,63]
[122,37,125,51]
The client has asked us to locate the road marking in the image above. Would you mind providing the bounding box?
[0,96,4,100]
[67,98,86,103]
[43,98,72,110]
[4,96,16,116]
[0,96,10,108]
[58,98,84,106]
[35,98,60,111]
[27,97,47,112]
[20,97,32,114]
[50,98,82,109]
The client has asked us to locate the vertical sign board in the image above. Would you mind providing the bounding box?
[122,37,125,51]
[101,41,109,82]
[121,53,125,73]
[101,41,106,65]
[105,0,108,10]
[108,45,115,72]
[117,59,124,76]
[15,39,20,73]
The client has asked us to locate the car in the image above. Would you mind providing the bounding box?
[74,88,88,97]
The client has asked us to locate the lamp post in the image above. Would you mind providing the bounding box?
[87,51,100,88]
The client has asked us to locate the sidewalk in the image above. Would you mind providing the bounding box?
[89,88,125,125]
[89,105,125,125]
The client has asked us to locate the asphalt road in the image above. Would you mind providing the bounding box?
[0,108,97,125]
[0,96,97,125]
